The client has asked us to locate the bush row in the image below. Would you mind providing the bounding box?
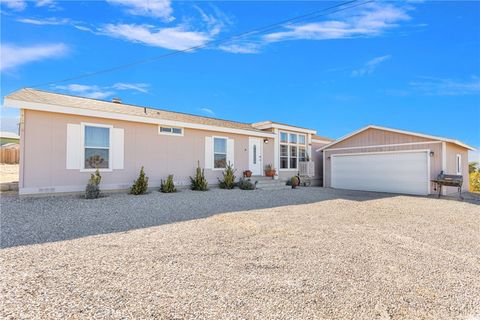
[85,162,256,199]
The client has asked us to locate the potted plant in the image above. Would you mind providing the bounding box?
[264,164,276,177]
[291,176,300,189]
[243,170,252,178]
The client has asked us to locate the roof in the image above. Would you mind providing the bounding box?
[0,131,19,139]
[252,120,316,132]
[311,134,334,142]
[318,125,475,151]
[5,88,266,134]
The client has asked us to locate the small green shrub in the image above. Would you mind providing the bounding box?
[85,169,102,199]
[470,171,480,192]
[237,178,256,190]
[160,175,177,193]
[130,166,149,195]
[218,162,236,189]
[190,161,208,191]
[291,176,299,189]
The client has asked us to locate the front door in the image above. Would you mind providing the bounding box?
[249,138,263,176]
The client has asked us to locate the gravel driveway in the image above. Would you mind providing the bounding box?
[1,188,479,319]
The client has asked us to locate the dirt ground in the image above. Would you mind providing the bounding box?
[1,190,479,319]
[0,164,19,183]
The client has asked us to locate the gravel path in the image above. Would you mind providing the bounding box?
[1,188,480,319]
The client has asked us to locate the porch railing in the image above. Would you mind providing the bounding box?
[299,161,315,177]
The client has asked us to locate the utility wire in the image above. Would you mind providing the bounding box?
[30,0,373,88]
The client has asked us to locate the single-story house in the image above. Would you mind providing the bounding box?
[3,88,474,196]
[4,89,333,195]
[318,125,474,196]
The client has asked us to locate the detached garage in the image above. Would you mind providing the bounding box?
[319,125,474,196]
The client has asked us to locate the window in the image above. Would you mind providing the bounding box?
[299,146,306,162]
[456,154,462,174]
[159,126,183,136]
[253,145,257,164]
[280,145,288,169]
[279,131,307,170]
[290,145,297,169]
[84,125,110,169]
[214,137,227,169]
[289,133,297,144]
[299,135,306,145]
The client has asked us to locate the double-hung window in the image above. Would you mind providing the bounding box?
[84,125,110,169]
[214,137,227,169]
[279,131,307,170]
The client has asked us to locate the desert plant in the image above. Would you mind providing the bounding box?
[469,162,479,174]
[237,178,256,190]
[264,164,276,177]
[291,176,300,189]
[190,161,208,191]
[218,162,236,189]
[130,166,149,195]
[85,168,102,199]
[470,171,480,192]
[160,175,177,193]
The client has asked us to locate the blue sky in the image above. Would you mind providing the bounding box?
[1,0,479,159]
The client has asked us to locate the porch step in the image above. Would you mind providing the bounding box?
[250,177,291,190]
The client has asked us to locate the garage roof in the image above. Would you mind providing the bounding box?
[317,125,475,151]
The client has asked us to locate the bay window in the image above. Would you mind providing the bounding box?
[279,131,307,170]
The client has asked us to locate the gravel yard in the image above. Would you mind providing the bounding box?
[1,188,479,319]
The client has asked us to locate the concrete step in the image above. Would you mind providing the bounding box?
[258,185,292,190]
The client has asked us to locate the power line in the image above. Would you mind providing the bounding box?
[30,0,373,88]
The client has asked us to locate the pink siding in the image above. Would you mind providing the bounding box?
[21,110,273,193]
[445,142,469,192]
[322,128,449,194]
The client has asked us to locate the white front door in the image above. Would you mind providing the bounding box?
[249,138,263,175]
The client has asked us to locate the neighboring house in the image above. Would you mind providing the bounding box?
[318,125,474,196]
[4,89,332,195]
[0,131,19,146]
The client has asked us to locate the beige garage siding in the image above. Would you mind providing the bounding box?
[333,128,433,148]
[445,142,469,192]
[323,143,442,191]
[21,110,274,193]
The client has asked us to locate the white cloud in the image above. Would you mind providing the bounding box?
[112,82,149,93]
[106,0,173,22]
[409,76,480,96]
[0,43,68,71]
[351,54,392,77]
[264,3,411,43]
[54,82,151,100]
[17,17,70,25]
[1,0,26,11]
[100,24,211,50]
[55,84,114,99]
[36,0,56,7]
[219,42,261,54]
[200,107,215,116]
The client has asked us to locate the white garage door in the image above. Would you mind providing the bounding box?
[331,151,430,195]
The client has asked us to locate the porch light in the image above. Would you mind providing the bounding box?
[264,138,269,144]
[430,151,434,157]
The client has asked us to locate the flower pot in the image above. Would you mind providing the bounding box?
[265,170,276,177]
[243,170,252,178]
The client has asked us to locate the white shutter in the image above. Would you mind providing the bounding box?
[227,138,235,167]
[66,124,81,169]
[205,136,213,169]
[112,128,124,169]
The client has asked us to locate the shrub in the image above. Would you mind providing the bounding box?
[160,175,177,193]
[190,161,208,191]
[237,178,256,190]
[470,171,480,192]
[130,166,149,195]
[218,162,236,189]
[85,169,102,199]
[291,176,299,189]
